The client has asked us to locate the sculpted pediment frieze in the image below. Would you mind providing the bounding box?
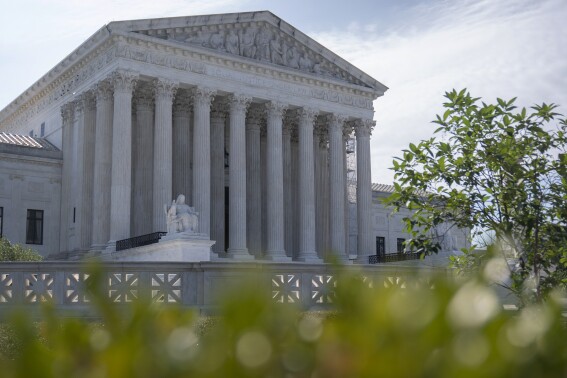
[133,23,368,88]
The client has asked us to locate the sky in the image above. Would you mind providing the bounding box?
[1,0,566,184]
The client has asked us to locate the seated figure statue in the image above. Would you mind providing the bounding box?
[165,194,199,234]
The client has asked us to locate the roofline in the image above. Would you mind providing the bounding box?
[0,24,111,124]
[0,10,388,125]
[107,10,388,93]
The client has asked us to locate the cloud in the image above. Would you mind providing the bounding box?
[1,0,566,187]
[311,0,567,184]
[0,0,252,109]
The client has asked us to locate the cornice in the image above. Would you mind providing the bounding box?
[118,30,379,99]
[108,11,388,93]
[0,25,113,126]
[1,17,380,130]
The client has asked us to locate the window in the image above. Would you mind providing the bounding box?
[376,236,385,255]
[40,122,45,137]
[26,209,44,245]
[28,130,34,137]
[0,207,3,238]
[397,238,406,253]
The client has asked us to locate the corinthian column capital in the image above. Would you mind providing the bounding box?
[229,93,252,114]
[153,78,178,101]
[246,104,265,131]
[298,107,319,126]
[329,113,348,131]
[61,102,74,123]
[81,91,97,112]
[192,87,216,107]
[111,69,138,93]
[354,118,375,138]
[95,80,113,102]
[211,98,229,120]
[265,101,288,119]
[173,89,192,115]
[73,97,85,116]
[134,84,155,109]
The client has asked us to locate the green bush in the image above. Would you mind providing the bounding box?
[1,263,566,377]
[0,238,43,262]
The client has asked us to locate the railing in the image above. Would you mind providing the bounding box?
[369,252,422,264]
[0,261,444,317]
[116,232,167,251]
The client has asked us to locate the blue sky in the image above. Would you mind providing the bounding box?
[1,0,566,184]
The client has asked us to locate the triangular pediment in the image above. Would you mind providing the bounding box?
[107,11,387,93]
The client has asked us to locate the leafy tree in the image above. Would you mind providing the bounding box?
[386,89,567,303]
[0,237,43,261]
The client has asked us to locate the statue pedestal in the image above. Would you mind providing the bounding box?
[107,232,217,262]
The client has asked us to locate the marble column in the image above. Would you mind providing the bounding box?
[290,132,300,256]
[91,81,113,251]
[193,87,215,236]
[59,102,74,253]
[356,119,375,263]
[227,94,252,259]
[297,107,321,262]
[152,78,178,232]
[314,120,330,260]
[210,99,227,253]
[132,85,154,236]
[265,101,290,261]
[343,124,352,258]
[282,118,293,258]
[69,100,83,252]
[108,70,137,246]
[260,127,268,253]
[328,114,347,260]
[77,92,96,252]
[314,121,323,258]
[246,106,263,258]
[173,90,192,205]
[321,136,330,258]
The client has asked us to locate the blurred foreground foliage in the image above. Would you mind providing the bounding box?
[1,264,567,377]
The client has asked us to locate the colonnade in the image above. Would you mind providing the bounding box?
[60,69,374,262]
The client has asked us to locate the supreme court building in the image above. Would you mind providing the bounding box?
[0,11,389,263]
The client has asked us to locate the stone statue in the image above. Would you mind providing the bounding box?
[165,194,199,234]
[285,45,300,69]
[172,25,355,84]
[255,27,271,61]
[209,32,225,51]
[269,37,284,65]
[239,28,256,58]
[299,55,314,71]
[225,30,240,55]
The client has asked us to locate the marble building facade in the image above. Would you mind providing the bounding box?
[0,11,388,262]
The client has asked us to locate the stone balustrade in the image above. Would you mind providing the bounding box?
[0,262,445,317]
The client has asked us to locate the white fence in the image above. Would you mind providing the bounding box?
[0,261,446,317]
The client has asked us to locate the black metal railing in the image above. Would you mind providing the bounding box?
[369,252,422,264]
[116,232,167,251]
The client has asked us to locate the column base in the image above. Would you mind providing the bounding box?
[227,248,255,260]
[297,257,324,264]
[297,251,323,264]
[89,244,106,254]
[264,250,292,262]
[104,241,117,254]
